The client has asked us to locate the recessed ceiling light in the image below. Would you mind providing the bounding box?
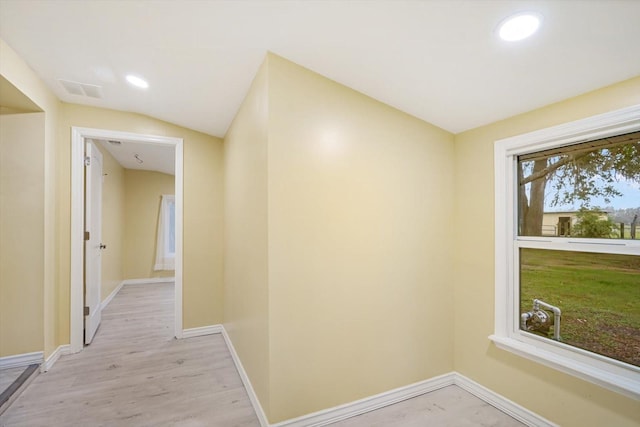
[498,12,542,42]
[126,74,149,89]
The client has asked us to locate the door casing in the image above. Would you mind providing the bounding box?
[70,127,183,353]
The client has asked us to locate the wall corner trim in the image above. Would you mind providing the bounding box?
[0,352,43,370]
[181,324,223,339]
[217,323,556,427]
[453,373,558,427]
[221,326,271,427]
[270,373,456,427]
[41,345,71,373]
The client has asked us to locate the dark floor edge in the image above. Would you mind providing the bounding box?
[0,364,39,414]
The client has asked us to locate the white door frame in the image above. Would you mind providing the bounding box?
[70,127,184,353]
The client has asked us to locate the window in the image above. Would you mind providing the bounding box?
[154,194,175,271]
[165,197,176,257]
[493,104,640,400]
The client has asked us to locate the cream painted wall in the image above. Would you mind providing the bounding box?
[453,76,640,427]
[224,54,455,423]
[57,103,224,339]
[0,75,42,114]
[123,169,175,280]
[0,113,45,357]
[0,39,59,358]
[266,54,455,422]
[95,144,125,301]
[224,58,271,414]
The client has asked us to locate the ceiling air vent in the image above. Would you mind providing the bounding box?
[108,140,121,145]
[58,79,103,99]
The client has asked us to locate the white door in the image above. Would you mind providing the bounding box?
[84,141,103,344]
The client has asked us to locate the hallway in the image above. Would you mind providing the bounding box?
[0,283,260,426]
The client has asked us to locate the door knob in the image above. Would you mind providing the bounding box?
[99,243,107,249]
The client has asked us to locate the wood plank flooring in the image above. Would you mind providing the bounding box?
[330,385,525,427]
[0,284,260,427]
[0,283,525,427]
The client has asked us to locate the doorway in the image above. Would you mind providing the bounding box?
[70,127,183,353]
[558,216,571,236]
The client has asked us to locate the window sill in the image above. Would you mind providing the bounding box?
[489,334,640,401]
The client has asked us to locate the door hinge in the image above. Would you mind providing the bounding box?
[84,156,91,166]
[84,306,90,316]
[84,231,90,241]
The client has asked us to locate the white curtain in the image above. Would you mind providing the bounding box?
[154,194,175,271]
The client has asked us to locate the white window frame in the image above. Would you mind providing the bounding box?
[492,104,640,400]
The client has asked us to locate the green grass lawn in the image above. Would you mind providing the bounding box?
[520,249,640,366]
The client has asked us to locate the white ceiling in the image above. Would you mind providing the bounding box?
[1,0,639,138]
[94,138,175,176]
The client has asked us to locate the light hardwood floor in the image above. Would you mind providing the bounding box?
[0,283,260,427]
[1,283,525,427]
[330,386,525,427]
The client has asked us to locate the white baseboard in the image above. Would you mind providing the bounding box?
[182,324,223,338]
[41,345,71,372]
[217,324,554,427]
[100,278,175,311]
[272,372,456,427]
[453,373,558,427]
[0,351,43,369]
[21,324,551,427]
[122,277,175,285]
[101,281,124,311]
[221,327,270,427]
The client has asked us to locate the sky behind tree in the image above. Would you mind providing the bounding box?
[544,177,640,211]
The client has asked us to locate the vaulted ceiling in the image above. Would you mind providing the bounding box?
[1,0,639,137]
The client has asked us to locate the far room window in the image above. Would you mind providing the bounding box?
[493,104,640,400]
[166,197,176,257]
[154,194,175,271]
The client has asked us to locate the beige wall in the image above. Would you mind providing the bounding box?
[453,76,640,427]
[95,144,125,301]
[0,113,45,356]
[224,54,455,423]
[0,75,42,114]
[224,58,271,414]
[0,39,59,358]
[267,55,455,422]
[57,103,224,339]
[123,169,175,280]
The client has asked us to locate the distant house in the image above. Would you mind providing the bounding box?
[542,210,609,236]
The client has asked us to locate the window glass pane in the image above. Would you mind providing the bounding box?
[519,248,640,367]
[517,131,640,237]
